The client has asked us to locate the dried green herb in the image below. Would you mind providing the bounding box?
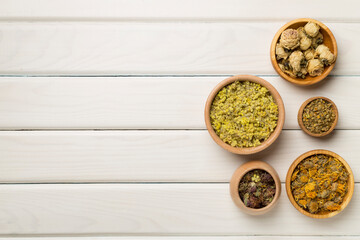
[291,154,349,214]
[302,98,336,134]
[239,169,276,208]
[210,81,278,148]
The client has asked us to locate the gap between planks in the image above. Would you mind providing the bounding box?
[0,129,359,131]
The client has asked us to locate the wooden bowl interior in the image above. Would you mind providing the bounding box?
[297,96,339,137]
[270,18,337,86]
[204,75,285,155]
[285,150,354,219]
[230,160,281,215]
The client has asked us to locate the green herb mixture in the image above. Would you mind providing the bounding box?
[239,169,276,208]
[210,81,279,148]
[302,98,336,134]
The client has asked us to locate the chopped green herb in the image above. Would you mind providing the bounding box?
[239,169,276,209]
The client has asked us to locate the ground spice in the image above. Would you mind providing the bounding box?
[210,81,278,148]
[291,154,349,214]
[302,98,336,134]
[239,169,276,208]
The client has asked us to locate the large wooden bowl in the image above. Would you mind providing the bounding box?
[298,96,338,137]
[230,160,281,215]
[286,150,354,219]
[270,18,337,86]
[204,75,285,155]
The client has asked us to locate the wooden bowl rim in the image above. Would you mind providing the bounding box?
[230,160,281,215]
[204,75,285,155]
[285,149,354,219]
[297,96,339,137]
[270,18,338,86]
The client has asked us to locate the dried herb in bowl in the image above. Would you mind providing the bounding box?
[210,81,278,148]
[239,169,276,208]
[302,98,336,134]
[291,154,349,214]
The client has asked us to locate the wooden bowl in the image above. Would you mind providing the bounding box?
[298,96,338,137]
[204,75,285,155]
[230,160,281,215]
[270,18,337,86]
[286,150,354,219]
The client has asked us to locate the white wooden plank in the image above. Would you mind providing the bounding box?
[0,22,357,74]
[0,130,358,183]
[0,76,358,130]
[0,183,358,235]
[0,0,359,22]
[0,237,358,240]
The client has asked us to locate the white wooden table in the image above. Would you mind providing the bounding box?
[0,1,359,239]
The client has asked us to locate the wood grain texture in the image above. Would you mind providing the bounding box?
[0,22,358,74]
[204,75,285,155]
[230,161,281,215]
[270,18,337,86]
[0,76,358,130]
[0,130,359,183]
[0,0,359,22]
[0,183,359,235]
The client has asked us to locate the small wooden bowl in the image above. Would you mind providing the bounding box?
[286,149,354,219]
[298,96,338,137]
[270,18,337,86]
[204,75,285,155]
[230,160,281,215]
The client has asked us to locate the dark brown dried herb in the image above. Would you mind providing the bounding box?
[210,81,278,148]
[239,169,276,208]
[291,154,349,214]
[302,98,336,134]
